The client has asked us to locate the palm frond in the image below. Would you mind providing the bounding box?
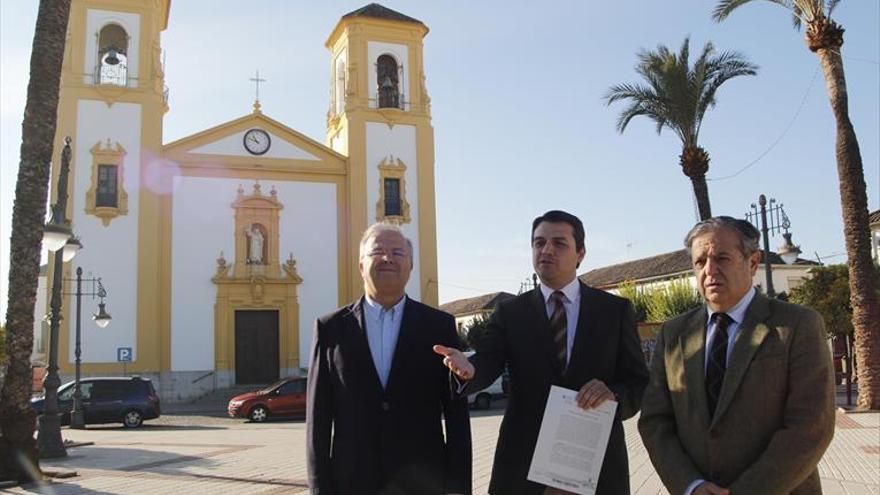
[713,0,800,23]
[827,0,842,16]
[605,37,756,149]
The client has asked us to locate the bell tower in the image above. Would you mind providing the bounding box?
[50,0,171,375]
[325,4,439,306]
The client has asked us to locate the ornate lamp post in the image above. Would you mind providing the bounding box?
[38,137,77,458]
[745,195,800,297]
[69,268,111,429]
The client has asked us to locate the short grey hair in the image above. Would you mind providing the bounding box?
[358,222,414,260]
[684,216,760,258]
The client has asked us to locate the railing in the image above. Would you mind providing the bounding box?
[369,92,409,111]
[96,62,128,87]
[192,371,214,384]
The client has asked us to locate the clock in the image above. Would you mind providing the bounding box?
[243,128,271,155]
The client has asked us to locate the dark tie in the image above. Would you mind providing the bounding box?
[706,312,732,418]
[549,291,568,370]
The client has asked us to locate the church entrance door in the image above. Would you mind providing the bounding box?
[234,310,280,384]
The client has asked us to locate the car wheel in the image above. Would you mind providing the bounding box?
[475,393,491,410]
[249,405,269,422]
[122,409,144,428]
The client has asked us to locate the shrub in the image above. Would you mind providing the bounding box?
[645,277,703,322]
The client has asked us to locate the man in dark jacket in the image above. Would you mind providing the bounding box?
[307,222,471,495]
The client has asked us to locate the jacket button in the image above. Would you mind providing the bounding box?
[381,401,390,411]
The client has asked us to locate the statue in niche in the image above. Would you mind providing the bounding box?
[244,224,265,264]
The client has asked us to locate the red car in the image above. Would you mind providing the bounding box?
[227,376,307,422]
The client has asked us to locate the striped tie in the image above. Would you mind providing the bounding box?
[549,291,568,370]
[706,312,732,418]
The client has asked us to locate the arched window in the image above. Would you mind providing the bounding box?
[97,24,128,86]
[376,54,400,109]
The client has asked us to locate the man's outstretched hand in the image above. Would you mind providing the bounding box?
[433,345,475,380]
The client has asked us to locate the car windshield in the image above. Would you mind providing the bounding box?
[260,379,289,393]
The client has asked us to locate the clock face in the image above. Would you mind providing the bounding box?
[243,129,271,155]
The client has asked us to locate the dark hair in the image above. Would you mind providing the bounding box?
[684,216,760,258]
[531,210,586,253]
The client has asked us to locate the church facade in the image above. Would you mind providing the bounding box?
[46,1,439,400]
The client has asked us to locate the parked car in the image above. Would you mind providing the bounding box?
[31,376,160,428]
[227,376,307,422]
[468,374,505,410]
[463,351,508,410]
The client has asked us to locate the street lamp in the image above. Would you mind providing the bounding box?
[69,267,111,429]
[745,194,799,298]
[39,137,77,458]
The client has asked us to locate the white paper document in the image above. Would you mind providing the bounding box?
[527,385,617,495]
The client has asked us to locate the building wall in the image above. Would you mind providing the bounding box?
[170,176,339,372]
[605,264,817,297]
[365,122,421,300]
[69,99,142,363]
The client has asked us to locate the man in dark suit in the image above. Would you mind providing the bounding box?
[639,216,835,495]
[307,223,471,495]
[435,210,649,494]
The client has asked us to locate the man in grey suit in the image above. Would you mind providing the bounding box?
[639,216,835,495]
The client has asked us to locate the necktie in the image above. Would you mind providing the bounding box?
[549,291,568,370]
[706,312,732,418]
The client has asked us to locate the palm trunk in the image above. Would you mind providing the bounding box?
[816,45,880,410]
[0,0,72,482]
[690,174,712,221]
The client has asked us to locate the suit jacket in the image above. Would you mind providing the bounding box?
[307,296,472,495]
[638,293,835,495]
[465,283,649,494]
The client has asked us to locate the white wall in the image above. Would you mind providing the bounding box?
[69,100,142,363]
[170,176,339,371]
[188,129,320,160]
[84,9,140,86]
[365,122,420,300]
[367,41,408,107]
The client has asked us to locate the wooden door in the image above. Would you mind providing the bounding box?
[234,310,279,384]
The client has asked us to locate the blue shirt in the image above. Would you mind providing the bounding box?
[363,294,406,389]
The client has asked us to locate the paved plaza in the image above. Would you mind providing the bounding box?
[3,406,878,495]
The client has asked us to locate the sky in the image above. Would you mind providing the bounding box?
[1,1,878,316]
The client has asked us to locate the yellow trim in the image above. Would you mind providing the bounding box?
[232,183,284,278]
[213,187,304,375]
[84,139,129,225]
[375,157,411,224]
[416,124,439,307]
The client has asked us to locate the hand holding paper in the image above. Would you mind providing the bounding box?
[528,386,618,495]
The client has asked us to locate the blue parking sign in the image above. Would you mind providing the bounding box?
[117,347,132,362]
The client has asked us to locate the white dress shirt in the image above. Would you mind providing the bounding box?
[363,294,406,389]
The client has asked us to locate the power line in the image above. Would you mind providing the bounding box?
[708,65,821,182]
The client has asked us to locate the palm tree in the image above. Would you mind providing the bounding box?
[1,0,72,482]
[605,38,758,221]
[714,0,880,410]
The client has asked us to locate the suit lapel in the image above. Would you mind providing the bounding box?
[350,297,385,395]
[680,306,711,427]
[565,283,597,381]
[711,294,771,426]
